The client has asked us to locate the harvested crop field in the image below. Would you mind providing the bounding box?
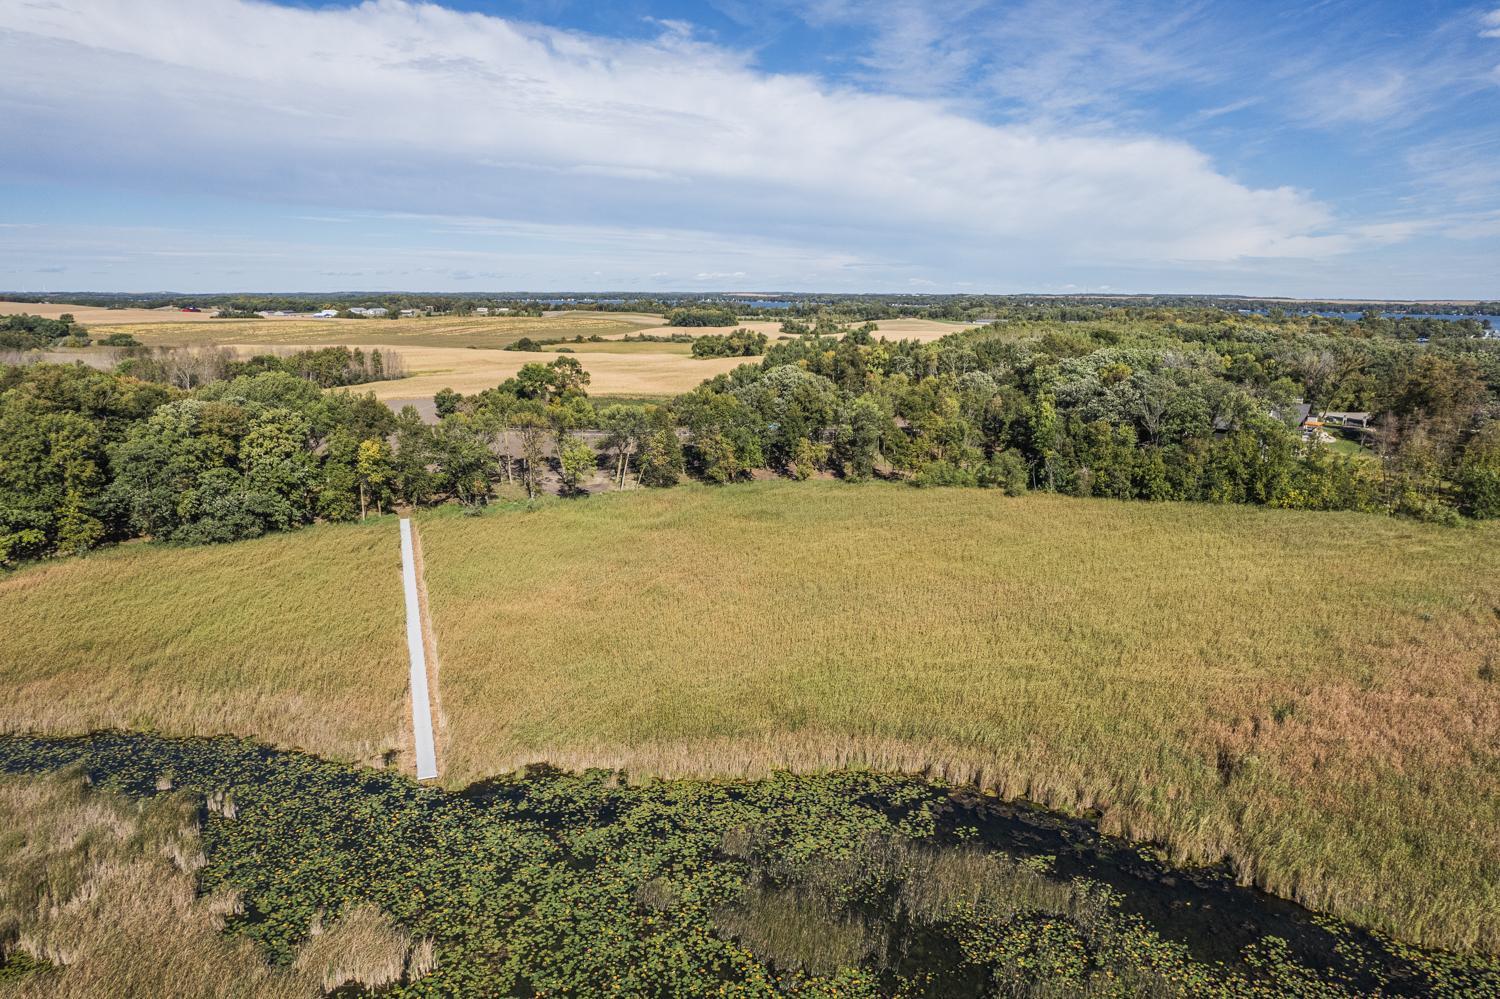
[361,345,750,402]
[0,301,309,324]
[102,313,661,349]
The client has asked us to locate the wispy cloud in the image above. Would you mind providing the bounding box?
[0,0,1354,271]
[0,0,1497,296]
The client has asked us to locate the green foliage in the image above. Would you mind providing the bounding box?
[433,386,461,417]
[1456,422,1500,518]
[691,328,769,358]
[1,734,1494,998]
[638,408,685,487]
[557,433,597,494]
[658,311,1498,518]
[666,306,739,327]
[598,404,651,487]
[0,313,84,350]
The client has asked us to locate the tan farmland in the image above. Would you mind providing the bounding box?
[616,318,968,343]
[0,301,319,325]
[106,314,661,349]
[359,345,751,401]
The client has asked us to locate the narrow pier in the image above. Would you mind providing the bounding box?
[399,518,438,780]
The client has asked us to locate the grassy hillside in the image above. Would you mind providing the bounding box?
[0,520,409,768]
[416,483,1500,952]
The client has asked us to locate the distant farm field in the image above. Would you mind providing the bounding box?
[3,485,1497,953]
[0,301,308,325]
[613,318,966,343]
[84,312,742,399]
[367,345,750,404]
[109,313,661,349]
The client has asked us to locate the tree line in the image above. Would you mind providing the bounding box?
[4,311,1496,566]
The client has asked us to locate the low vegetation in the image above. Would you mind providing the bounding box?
[3,734,1493,996]
[0,769,430,997]
[0,521,407,766]
[416,483,1500,952]
[2,483,1496,952]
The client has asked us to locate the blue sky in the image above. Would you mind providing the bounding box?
[2,0,1499,297]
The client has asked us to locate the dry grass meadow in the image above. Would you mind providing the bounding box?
[0,772,428,997]
[0,522,411,769]
[415,483,1500,953]
[2,484,1497,953]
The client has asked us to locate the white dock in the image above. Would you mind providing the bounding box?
[399,518,438,780]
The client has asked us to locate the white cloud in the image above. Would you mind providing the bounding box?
[1482,9,1500,38]
[0,0,1370,283]
[1296,68,1412,125]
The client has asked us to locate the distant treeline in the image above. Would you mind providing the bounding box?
[7,292,1498,321]
[505,335,607,352]
[0,313,139,350]
[114,345,406,390]
[690,329,767,357]
[6,308,1499,566]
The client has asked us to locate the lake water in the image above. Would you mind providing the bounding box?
[1239,309,1494,325]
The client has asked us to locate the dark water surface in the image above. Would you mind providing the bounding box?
[1,732,1494,997]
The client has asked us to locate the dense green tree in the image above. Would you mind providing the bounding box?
[392,407,436,506]
[318,429,361,523]
[557,434,596,495]
[433,415,495,508]
[598,405,649,488]
[240,408,317,531]
[638,408,684,487]
[434,387,462,418]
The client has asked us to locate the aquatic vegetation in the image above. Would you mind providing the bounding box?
[0,733,1495,997]
[0,769,426,998]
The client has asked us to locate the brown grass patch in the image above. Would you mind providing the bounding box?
[416,482,1500,951]
[0,772,430,997]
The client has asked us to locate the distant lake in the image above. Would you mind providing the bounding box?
[1240,309,1494,325]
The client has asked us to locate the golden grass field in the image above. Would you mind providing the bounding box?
[0,524,412,769]
[2,484,1497,953]
[62,311,740,399]
[416,484,1500,953]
